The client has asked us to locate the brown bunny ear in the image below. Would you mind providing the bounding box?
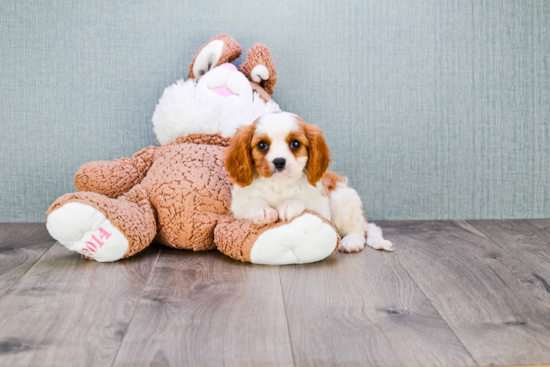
[239,44,278,95]
[188,34,242,79]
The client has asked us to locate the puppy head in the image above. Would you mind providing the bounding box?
[224,112,331,187]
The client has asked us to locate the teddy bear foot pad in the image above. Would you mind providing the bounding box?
[46,203,129,262]
[249,213,337,265]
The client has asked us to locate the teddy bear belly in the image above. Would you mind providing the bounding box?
[141,144,233,250]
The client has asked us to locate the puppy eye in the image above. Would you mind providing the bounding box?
[290,140,301,150]
[257,141,269,151]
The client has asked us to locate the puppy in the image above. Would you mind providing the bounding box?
[224,111,393,252]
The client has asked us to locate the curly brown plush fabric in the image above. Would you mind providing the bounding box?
[239,44,278,95]
[188,34,242,79]
[49,134,333,260]
[168,134,231,147]
[142,136,232,251]
[74,146,158,198]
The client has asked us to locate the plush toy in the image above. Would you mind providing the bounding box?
[46,34,339,264]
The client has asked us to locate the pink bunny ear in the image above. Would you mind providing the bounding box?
[188,34,242,79]
[239,44,277,95]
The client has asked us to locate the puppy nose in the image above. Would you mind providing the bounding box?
[273,158,286,170]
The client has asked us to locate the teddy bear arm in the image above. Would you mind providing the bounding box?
[74,146,158,198]
[214,211,340,264]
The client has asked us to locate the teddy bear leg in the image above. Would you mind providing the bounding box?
[214,210,339,265]
[46,185,157,262]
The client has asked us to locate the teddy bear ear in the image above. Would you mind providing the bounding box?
[239,44,278,95]
[188,34,242,79]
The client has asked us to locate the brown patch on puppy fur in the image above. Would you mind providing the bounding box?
[296,118,331,186]
[251,134,273,178]
[285,130,309,159]
[224,123,256,187]
[321,171,347,195]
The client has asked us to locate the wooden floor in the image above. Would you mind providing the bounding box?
[0,221,549,367]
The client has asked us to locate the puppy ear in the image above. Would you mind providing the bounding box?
[188,34,242,79]
[224,124,256,187]
[239,44,277,95]
[304,123,331,186]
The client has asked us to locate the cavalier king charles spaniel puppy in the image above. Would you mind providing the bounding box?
[224,111,393,252]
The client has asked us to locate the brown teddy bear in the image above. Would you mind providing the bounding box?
[46,34,340,264]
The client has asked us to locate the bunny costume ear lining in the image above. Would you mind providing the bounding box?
[188,34,242,79]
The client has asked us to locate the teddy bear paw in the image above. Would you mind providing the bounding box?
[46,202,128,262]
[249,213,337,265]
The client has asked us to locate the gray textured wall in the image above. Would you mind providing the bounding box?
[1,0,549,222]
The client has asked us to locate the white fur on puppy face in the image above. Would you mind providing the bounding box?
[254,112,308,180]
[152,65,280,145]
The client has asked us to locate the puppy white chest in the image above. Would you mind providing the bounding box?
[231,176,331,221]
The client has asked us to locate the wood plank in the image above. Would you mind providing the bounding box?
[0,223,56,298]
[113,249,294,367]
[468,219,550,283]
[527,218,550,231]
[0,242,160,367]
[279,245,476,367]
[381,220,550,366]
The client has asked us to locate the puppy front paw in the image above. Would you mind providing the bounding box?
[277,200,306,222]
[251,207,279,226]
